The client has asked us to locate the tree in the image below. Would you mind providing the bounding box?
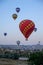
[28,52,43,65]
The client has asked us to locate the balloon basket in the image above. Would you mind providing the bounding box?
[26,38,28,41]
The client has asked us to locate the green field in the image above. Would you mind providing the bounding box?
[0,58,28,65]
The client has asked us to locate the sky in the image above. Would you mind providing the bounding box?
[0,0,43,45]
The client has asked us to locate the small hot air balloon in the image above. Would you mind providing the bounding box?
[38,41,40,44]
[16,7,20,13]
[34,28,37,32]
[4,33,7,36]
[19,19,35,40]
[12,14,17,20]
[17,40,20,46]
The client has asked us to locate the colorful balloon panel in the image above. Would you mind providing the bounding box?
[19,20,35,40]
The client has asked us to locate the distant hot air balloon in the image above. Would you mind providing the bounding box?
[17,40,20,46]
[16,7,20,13]
[4,33,7,36]
[12,14,17,20]
[19,19,36,40]
[34,28,37,32]
[38,41,40,44]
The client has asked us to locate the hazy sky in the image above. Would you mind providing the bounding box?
[0,0,43,45]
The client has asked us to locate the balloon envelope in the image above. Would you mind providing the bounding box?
[19,19,35,40]
[17,41,20,46]
[34,28,37,32]
[4,33,7,36]
[12,14,17,20]
[38,41,40,43]
[16,7,20,13]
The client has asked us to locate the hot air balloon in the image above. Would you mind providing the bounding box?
[19,19,35,40]
[17,40,20,46]
[34,28,37,32]
[4,33,7,36]
[16,40,20,51]
[38,41,40,44]
[16,7,20,13]
[12,14,17,20]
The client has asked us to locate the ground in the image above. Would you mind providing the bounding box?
[0,58,28,65]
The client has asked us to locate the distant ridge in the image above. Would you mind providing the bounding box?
[0,44,43,50]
